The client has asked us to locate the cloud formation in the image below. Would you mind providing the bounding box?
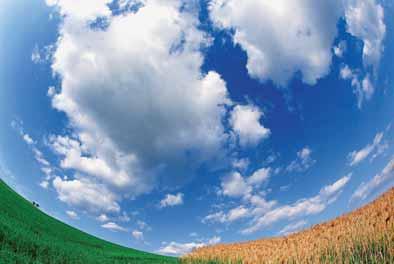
[209,0,385,86]
[46,0,233,211]
[348,132,387,166]
[351,158,394,201]
[286,147,316,173]
[230,105,270,147]
[157,236,221,256]
[159,193,184,208]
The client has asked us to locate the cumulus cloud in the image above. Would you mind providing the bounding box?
[159,193,184,208]
[101,222,128,232]
[220,172,252,198]
[209,0,343,86]
[242,175,350,234]
[348,132,387,166]
[351,158,394,201]
[53,176,120,213]
[46,0,232,204]
[247,168,271,187]
[286,147,316,173]
[345,0,386,71]
[66,210,79,220]
[230,105,270,147]
[157,236,221,256]
[205,167,275,225]
[209,0,385,86]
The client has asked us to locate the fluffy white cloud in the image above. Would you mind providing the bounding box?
[209,0,343,86]
[47,0,232,203]
[157,236,221,256]
[247,168,270,187]
[230,105,270,147]
[286,147,316,173]
[132,230,144,240]
[101,222,128,232]
[209,0,386,86]
[351,158,394,201]
[242,175,351,234]
[220,172,252,198]
[66,210,79,220]
[345,0,386,71]
[159,193,184,208]
[348,132,386,166]
[46,0,112,20]
[53,176,120,213]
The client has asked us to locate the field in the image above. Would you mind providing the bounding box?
[183,188,394,264]
[1,178,394,264]
[0,179,178,264]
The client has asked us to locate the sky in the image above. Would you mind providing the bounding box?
[1,0,394,256]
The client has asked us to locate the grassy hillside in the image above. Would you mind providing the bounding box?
[184,188,394,263]
[0,179,178,264]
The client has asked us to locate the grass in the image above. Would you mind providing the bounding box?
[2,178,393,264]
[183,188,394,263]
[0,179,178,264]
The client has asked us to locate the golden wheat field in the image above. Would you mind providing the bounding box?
[184,188,394,263]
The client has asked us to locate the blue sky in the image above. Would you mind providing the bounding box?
[1,0,394,256]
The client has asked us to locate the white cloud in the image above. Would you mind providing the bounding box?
[101,222,128,232]
[334,40,347,58]
[132,230,144,240]
[345,0,386,71]
[209,0,343,86]
[227,206,250,222]
[209,0,386,86]
[220,172,252,198]
[232,158,250,171]
[247,168,270,187]
[66,210,79,220]
[97,214,110,222]
[202,211,227,224]
[351,158,394,201]
[40,180,49,189]
[242,175,350,234]
[286,147,316,173]
[278,220,307,236]
[157,236,221,256]
[47,0,232,202]
[348,132,385,166]
[230,105,270,147]
[53,176,120,213]
[340,65,375,108]
[159,193,184,208]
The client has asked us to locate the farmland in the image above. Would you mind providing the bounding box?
[1,177,394,264]
[0,179,178,264]
[184,188,394,263]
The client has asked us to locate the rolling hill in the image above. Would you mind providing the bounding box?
[0,179,177,264]
[185,188,394,263]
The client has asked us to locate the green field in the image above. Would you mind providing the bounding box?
[0,179,178,264]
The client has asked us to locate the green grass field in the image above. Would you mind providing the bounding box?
[0,179,178,264]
